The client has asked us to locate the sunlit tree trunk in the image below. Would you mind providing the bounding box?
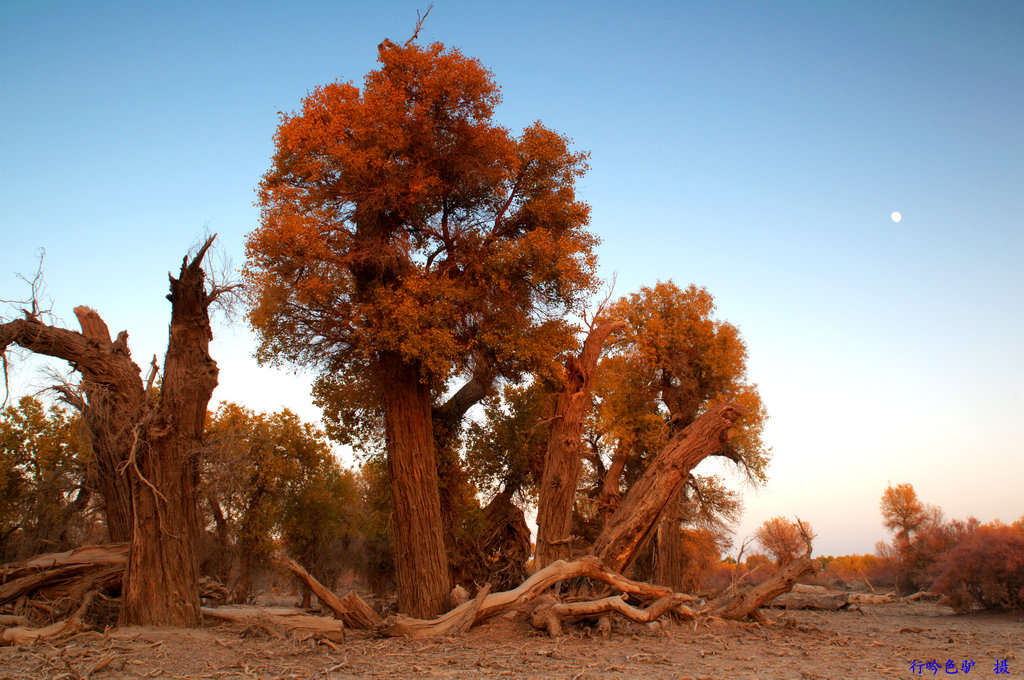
[120,239,220,627]
[378,351,451,618]
[535,321,625,569]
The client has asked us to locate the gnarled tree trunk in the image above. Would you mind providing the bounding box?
[119,238,221,627]
[535,320,625,569]
[378,350,451,618]
[593,402,744,573]
[0,306,146,543]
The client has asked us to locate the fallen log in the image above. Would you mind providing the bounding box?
[1,543,128,582]
[901,590,940,602]
[770,592,849,611]
[531,593,698,637]
[377,556,676,638]
[0,616,85,646]
[276,556,383,629]
[0,590,96,646]
[200,605,346,643]
[704,551,816,621]
[849,592,895,604]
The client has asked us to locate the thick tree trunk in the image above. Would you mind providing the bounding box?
[0,307,146,542]
[120,239,220,627]
[653,484,686,591]
[593,403,744,573]
[535,321,625,569]
[378,350,451,618]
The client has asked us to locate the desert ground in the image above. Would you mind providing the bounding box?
[1,600,1019,680]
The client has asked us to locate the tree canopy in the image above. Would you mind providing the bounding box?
[245,39,600,617]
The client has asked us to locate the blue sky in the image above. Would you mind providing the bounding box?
[2,1,1021,557]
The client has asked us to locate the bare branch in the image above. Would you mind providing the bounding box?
[404,3,434,46]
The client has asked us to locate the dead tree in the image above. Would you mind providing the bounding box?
[534,320,625,569]
[593,402,744,573]
[0,307,148,543]
[119,236,226,627]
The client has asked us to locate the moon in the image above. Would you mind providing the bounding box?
[891,211,903,223]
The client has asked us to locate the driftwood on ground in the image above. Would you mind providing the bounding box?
[277,555,383,629]
[377,555,674,637]
[770,592,850,611]
[704,551,817,621]
[2,541,854,642]
[531,593,698,637]
[200,606,347,643]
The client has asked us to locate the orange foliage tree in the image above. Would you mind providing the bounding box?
[755,517,812,566]
[245,40,597,617]
[590,282,767,585]
[880,483,927,548]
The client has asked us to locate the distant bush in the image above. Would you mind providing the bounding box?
[929,522,1024,612]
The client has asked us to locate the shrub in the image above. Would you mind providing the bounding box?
[929,523,1024,612]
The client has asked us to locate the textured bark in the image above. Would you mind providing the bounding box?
[120,238,220,627]
[535,321,625,569]
[0,308,146,542]
[378,350,451,618]
[0,544,127,607]
[479,487,532,591]
[653,484,686,591]
[593,403,744,573]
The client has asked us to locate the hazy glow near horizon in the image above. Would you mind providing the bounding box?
[2,2,1021,558]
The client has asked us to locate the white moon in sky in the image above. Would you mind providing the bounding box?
[891,211,903,223]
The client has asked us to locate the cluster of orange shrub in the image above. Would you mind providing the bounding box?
[701,490,1024,612]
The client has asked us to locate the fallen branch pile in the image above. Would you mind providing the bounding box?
[2,542,848,643]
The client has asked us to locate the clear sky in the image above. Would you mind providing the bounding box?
[2,1,1022,557]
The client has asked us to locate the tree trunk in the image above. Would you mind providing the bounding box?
[535,321,625,569]
[599,442,629,522]
[119,239,220,627]
[593,402,744,573]
[377,350,451,618]
[0,307,146,542]
[653,484,686,591]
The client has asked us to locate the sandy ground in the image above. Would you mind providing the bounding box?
[1,601,1020,680]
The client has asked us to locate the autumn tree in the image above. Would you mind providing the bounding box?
[880,483,927,549]
[930,521,1024,611]
[201,403,337,598]
[0,396,90,560]
[245,40,597,616]
[590,282,768,580]
[755,517,812,567]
